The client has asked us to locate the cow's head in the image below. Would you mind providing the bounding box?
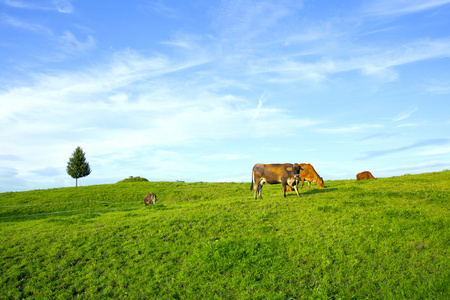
[317,177,325,188]
[292,163,303,178]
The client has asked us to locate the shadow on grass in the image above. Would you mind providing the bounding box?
[283,188,337,198]
[0,203,177,223]
[299,188,337,196]
[0,209,93,223]
[142,203,174,211]
[0,206,148,223]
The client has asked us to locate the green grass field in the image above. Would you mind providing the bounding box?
[1,171,449,299]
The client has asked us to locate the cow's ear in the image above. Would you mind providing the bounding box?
[286,167,292,171]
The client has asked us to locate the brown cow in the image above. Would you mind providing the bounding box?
[286,164,324,192]
[251,163,304,200]
[356,171,376,180]
[299,163,325,190]
[144,193,157,206]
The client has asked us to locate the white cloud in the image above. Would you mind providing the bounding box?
[247,37,450,85]
[377,160,450,174]
[392,107,418,121]
[146,1,180,18]
[364,0,450,16]
[1,1,449,191]
[53,0,73,13]
[0,44,323,191]
[419,146,450,155]
[396,123,420,128]
[60,31,96,53]
[317,124,383,134]
[1,14,52,35]
[202,154,250,160]
[426,80,450,94]
[212,0,295,41]
[356,139,450,160]
[1,0,47,10]
[1,0,73,12]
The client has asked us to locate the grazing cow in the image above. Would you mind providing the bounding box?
[250,163,304,200]
[356,171,376,181]
[144,193,157,206]
[286,164,324,192]
[299,163,325,190]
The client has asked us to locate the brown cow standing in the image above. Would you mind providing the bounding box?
[356,171,376,180]
[251,163,303,200]
[144,193,157,206]
[299,163,325,190]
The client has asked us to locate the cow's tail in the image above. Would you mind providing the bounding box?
[250,170,254,191]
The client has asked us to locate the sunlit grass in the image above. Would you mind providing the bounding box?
[1,171,449,298]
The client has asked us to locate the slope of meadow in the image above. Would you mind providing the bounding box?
[1,171,449,299]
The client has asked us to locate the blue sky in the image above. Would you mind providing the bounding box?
[1,0,449,192]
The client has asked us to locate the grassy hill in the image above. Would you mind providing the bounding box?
[1,171,449,299]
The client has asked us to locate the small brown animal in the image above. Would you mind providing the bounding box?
[144,193,157,206]
[356,171,376,180]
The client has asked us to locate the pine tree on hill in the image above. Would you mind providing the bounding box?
[66,146,92,187]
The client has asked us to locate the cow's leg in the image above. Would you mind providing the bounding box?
[258,180,264,199]
[254,178,264,200]
[282,182,287,198]
[293,184,301,198]
[300,179,305,190]
[308,181,311,190]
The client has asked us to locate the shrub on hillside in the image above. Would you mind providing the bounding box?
[117,176,149,183]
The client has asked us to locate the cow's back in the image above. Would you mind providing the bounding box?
[300,163,315,180]
[357,171,375,180]
[253,163,290,184]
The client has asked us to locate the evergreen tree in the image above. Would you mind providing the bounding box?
[66,146,92,187]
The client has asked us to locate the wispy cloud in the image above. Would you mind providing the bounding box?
[426,79,450,94]
[30,166,61,177]
[1,1,449,191]
[0,166,18,178]
[419,146,450,155]
[396,123,420,128]
[1,0,73,13]
[378,160,450,174]
[146,0,180,18]
[53,0,73,13]
[247,37,450,85]
[392,107,418,121]
[358,132,397,141]
[59,31,96,54]
[356,138,450,159]
[317,124,383,134]
[212,0,296,42]
[202,154,251,160]
[364,0,450,16]
[0,49,206,121]
[0,154,22,161]
[0,46,321,183]
[1,0,47,9]
[1,14,52,35]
